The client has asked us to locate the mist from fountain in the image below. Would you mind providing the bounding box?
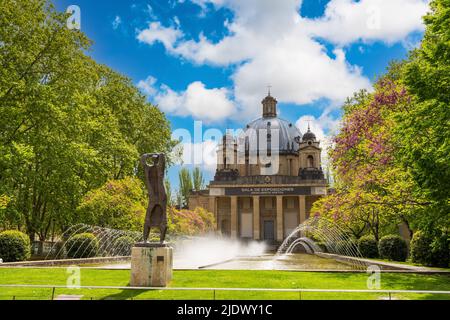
[46,224,266,268]
[173,235,267,269]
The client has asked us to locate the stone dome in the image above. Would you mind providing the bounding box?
[302,128,317,142]
[243,116,302,153]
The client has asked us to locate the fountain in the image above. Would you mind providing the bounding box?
[45,224,145,260]
[275,216,368,270]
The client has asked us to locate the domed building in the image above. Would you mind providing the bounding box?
[189,93,328,244]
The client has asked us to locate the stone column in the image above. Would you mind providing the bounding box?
[253,196,260,240]
[276,196,283,241]
[230,196,238,239]
[299,195,306,224]
[209,196,218,230]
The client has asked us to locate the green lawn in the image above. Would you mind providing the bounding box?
[0,268,449,300]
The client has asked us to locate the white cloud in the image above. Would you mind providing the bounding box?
[303,0,429,45]
[137,76,157,96]
[112,16,122,30]
[138,76,235,123]
[136,0,428,122]
[172,140,218,173]
[137,21,183,49]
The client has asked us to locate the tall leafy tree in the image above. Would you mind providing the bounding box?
[0,0,174,240]
[178,168,193,209]
[396,0,450,230]
[192,167,205,191]
[313,0,449,258]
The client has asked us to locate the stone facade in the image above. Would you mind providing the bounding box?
[188,94,328,244]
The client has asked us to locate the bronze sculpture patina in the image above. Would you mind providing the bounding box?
[141,153,167,244]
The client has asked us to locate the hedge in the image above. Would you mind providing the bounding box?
[358,235,379,258]
[410,231,432,265]
[0,230,31,262]
[378,235,408,262]
[411,231,450,268]
[65,233,99,259]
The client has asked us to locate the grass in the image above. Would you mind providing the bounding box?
[0,268,449,300]
[364,258,450,271]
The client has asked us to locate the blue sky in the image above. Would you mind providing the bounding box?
[54,0,428,191]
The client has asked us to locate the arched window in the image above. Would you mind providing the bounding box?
[307,155,314,168]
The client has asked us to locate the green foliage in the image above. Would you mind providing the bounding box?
[164,179,174,207]
[0,230,31,262]
[429,233,450,268]
[0,195,11,210]
[65,233,99,259]
[410,231,433,265]
[168,207,215,236]
[76,177,146,231]
[112,236,135,256]
[178,168,193,208]
[0,0,174,241]
[378,235,408,262]
[177,167,206,208]
[394,0,450,230]
[313,1,449,271]
[192,167,205,191]
[411,230,450,268]
[358,236,379,258]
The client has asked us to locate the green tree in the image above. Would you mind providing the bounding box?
[395,0,450,231]
[178,168,193,209]
[0,0,174,240]
[313,1,449,267]
[192,167,205,191]
[76,177,146,231]
[164,179,174,207]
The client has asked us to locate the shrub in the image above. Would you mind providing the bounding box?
[429,233,450,268]
[113,236,135,256]
[0,230,31,262]
[76,177,146,232]
[410,231,432,265]
[411,231,449,268]
[65,233,99,259]
[378,235,408,262]
[168,207,216,236]
[358,235,379,258]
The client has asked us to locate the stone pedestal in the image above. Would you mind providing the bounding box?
[130,243,173,287]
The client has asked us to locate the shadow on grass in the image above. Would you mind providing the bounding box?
[380,273,450,300]
[102,288,148,300]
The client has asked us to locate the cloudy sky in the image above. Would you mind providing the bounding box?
[55,0,429,189]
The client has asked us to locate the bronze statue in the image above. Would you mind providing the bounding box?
[141,153,167,243]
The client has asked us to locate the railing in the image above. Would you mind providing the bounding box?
[1,284,449,300]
